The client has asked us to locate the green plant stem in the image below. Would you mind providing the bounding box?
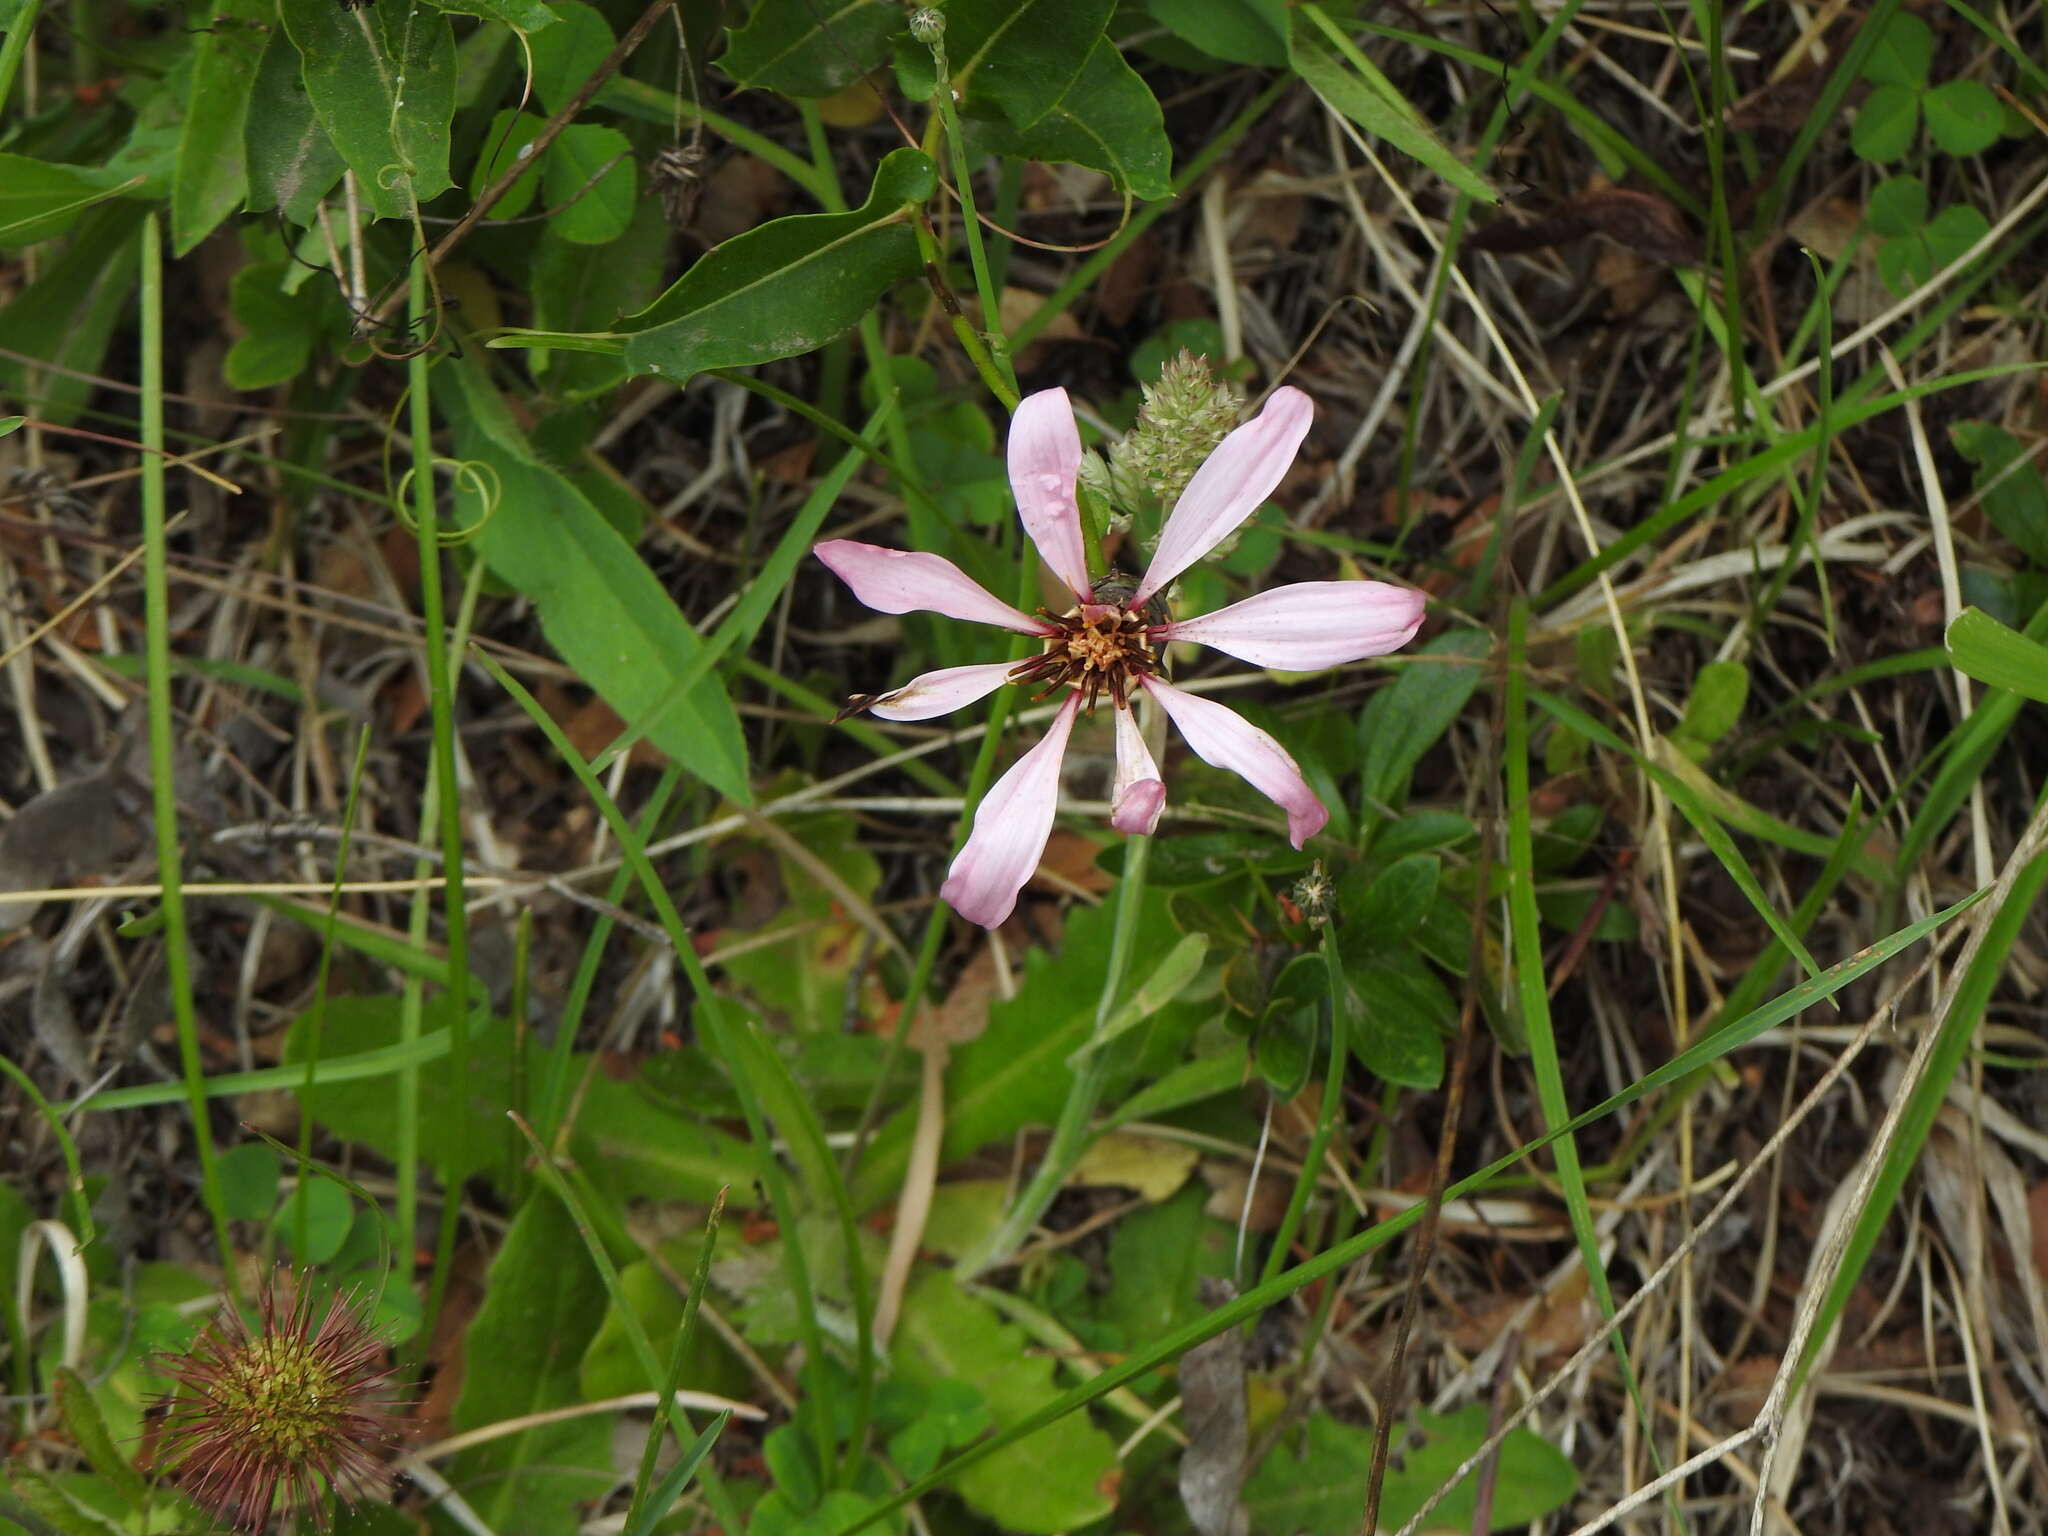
[922,35,1016,402]
[1259,932,1352,1289]
[960,833,1153,1277]
[140,214,237,1302]
[0,0,41,113]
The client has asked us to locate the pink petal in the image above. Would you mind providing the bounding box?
[940,693,1083,928]
[868,662,1019,721]
[1007,389,1092,602]
[1134,386,1313,606]
[1110,704,1165,835]
[1140,675,1327,848]
[816,540,1046,634]
[1153,581,1426,670]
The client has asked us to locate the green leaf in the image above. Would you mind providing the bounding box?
[1864,174,1927,237]
[1290,10,1495,204]
[1946,607,2048,704]
[722,0,900,97]
[531,199,671,394]
[440,356,752,802]
[1070,931,1209,1064]
[470,110,548,220]
[277,1176,354,1264]
[850,891,1173,1209]
[1245,1407,1575,1534]
[0,207,144,425]
[216,1142,282,1221]
[1358,628,1489,816]
[54,1368,148,1506]
[619,148,935,384]
[6,1469,130,1536]
[533,0,615,112]
[1859,10,1931,87]
[966,38,1172,200]
[1147,0,1287,67]
[1340,853,1439,945]
[243,23,347,222]
[1922,201,1990,267]
[0,157,130,249]
[893,1271,1119,1532]
[424,0,558,30]
[1851,82,1918,163]
[1923,80,2002,155]
[284,996,517,1184]
[571,1072,762,1206]
[946,0,1115,128]
[1953,421,2048,565]
[1674,658,1749,750]
[542,123,637,244]
[1337,945,1451,1088]
[453,1195,615,1536]
[278,0,456,219]
[171,9,267,254]
[225,261,344,390]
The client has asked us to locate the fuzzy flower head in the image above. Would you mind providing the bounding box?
[817,386,1425,929]
[152,1281,402,1532]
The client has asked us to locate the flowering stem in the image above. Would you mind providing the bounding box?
[960,832,1152,1278]
[917,31,1019,408]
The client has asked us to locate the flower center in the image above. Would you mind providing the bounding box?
[1009,603,1156,712]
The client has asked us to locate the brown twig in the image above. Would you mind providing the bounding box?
[361,0,677,332]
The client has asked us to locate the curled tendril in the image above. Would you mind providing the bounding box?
[391,458,501,546]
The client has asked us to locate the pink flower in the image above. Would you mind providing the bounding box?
[816,386,1425,929]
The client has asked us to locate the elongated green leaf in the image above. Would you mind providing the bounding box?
[453,1195,614,1536]
[171,7,267,253]
[440,355,751,801]
[55,1369,148,1506]
[721,0,899,97]
[278,0,455,218]
[0,157,130,248]
[1290,8,1496,204]
[1149,0,1288,67]
[1946,606,2048,704]
[243,23,347,222]
[894,1271,1119,1532]
[967,38,1171,200]
[947,0,1114,127]
[616,148,935,384]
[0,206,144,424]
[1338,946,1449,1088]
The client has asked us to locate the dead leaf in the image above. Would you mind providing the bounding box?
[1069,1131,1200,1202]
[1178,1278,1250,1536]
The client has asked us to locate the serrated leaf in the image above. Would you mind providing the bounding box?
[967,37,1172,200]
[722,0,900,97]
[7,1469,130,1536]
[1923,80,2001,155]
[618,147,934,384]
[947,0,1115,128]
[55,1368,148,1506]
[893,1271,1120,1532]
[1947,607,2048,704]
[243,24,347,222]
[171,8,267,254]
[1290,12,1495,204]
[440,356,753,800]
[278,0,456,219]
[1851,82,1918,163]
